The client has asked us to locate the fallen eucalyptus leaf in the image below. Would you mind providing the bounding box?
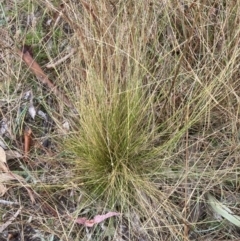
[75,212,120,227]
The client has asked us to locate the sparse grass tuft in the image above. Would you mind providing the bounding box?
[67,70,156,205]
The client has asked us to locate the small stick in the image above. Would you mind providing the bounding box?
[24,127,32,161]
[0,199,19,205]
[46,48,76,68]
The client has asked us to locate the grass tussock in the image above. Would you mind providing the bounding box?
[1,0,240,240]
[67,80,154,200]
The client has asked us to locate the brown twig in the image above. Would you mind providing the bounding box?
[24,127,32,161]
[46,48,76,68]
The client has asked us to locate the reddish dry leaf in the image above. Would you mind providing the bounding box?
[16,48,54,88]
[16,48,71,107]
[75,212,120,227]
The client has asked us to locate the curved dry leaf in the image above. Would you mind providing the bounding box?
[16,48,71,107]
[75,212,120,227]
[94,212,120,223]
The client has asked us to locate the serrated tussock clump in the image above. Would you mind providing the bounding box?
[67,75,161,207]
